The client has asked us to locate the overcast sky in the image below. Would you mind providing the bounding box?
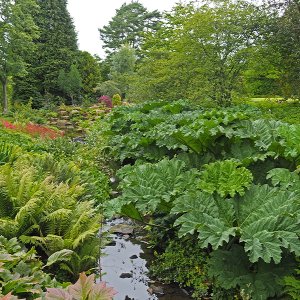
[67,0,178,58]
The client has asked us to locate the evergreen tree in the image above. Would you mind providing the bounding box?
[0,0,39,113]
[99,2,161,56]
[76,51,102,98]
[58,64,81,105]
[14,0,78,107]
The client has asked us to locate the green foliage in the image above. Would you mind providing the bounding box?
[284,268,300,300]
[130,1,266,104]
[44,273,116,300]
[0,236,55,299]
[94,80,121,98]
[76,51,102,98]
[198,160,253,197]
[172,184,300,263]
[0,0,39,112]
[13,0,78,107]
[112,94,122,106]
[150,239,209,299]
[99,2,161,55]
[209,245,295,300]
[0,134,107,280]
[109,159,198,216]
[101,102,300,297]
[58,65,82,105]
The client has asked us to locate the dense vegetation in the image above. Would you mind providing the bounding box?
[93,100,300,298]
[0,0,300,299]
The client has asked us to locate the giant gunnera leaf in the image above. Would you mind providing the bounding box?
[208,245,296,300]
[198,160,253,197]
[110,159,199,216]
[172,184,300,264]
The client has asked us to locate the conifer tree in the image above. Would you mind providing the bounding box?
[14,0,78,107]
[0,0,39,113]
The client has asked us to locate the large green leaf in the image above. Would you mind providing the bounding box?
[45,249,74,267]
[198,160,253,197]
[208,245,296,300]
[114,159,198,214]
[267,168,300,191]
[172,191,235,248]
[172,185,300,263]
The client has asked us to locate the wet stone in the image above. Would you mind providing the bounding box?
[106,240,116,246]
[130,254,138,259]
[110,224,134,235]
[120,272,132,278]
[148,284,165,295]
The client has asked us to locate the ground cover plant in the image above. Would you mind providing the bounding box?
[94,100,300,299]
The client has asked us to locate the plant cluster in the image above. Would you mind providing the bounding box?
[0,125,111,296]
[1,119,63,139]
[98,100,300,298]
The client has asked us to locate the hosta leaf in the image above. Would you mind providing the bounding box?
[208,245,296,300]
[198,160,253,197]
[45,249,74,267]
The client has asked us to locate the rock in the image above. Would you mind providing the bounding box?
[58,110,68,115]
[106,240,116,246]
[57,120,68,126]
[110,224,134,235]
[70,109,80,115]
[130,255,138,259]
[120,272,132,278]
[147,284,165,295]
[123,234,130,240]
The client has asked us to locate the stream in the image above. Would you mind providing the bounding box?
[99,218,192,300]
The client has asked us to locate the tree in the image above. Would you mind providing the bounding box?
[110,44,136,98]
[129,1,266,105]
[58,64,82,105]
[264,0,300,99]
[76,51,102,97]
[0,0,39,113]
[13,0,78,107]
[99,2,161,55]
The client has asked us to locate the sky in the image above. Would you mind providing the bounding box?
[67,0,178,58]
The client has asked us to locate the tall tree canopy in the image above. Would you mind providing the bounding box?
[129,1,266,105]
[99,1,161,55]
[264,0,300,98]
[0,0,39,113]
[14,0,78,107]
[110,44,136,97]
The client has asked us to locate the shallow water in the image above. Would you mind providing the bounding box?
[99,219,192,300]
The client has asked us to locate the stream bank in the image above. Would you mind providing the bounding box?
[99,218,192,300]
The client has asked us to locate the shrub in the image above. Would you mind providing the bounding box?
[98,95,113,108]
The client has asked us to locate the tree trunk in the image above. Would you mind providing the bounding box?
[2,78,8,114]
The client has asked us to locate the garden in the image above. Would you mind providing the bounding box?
[1,99,300,299]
